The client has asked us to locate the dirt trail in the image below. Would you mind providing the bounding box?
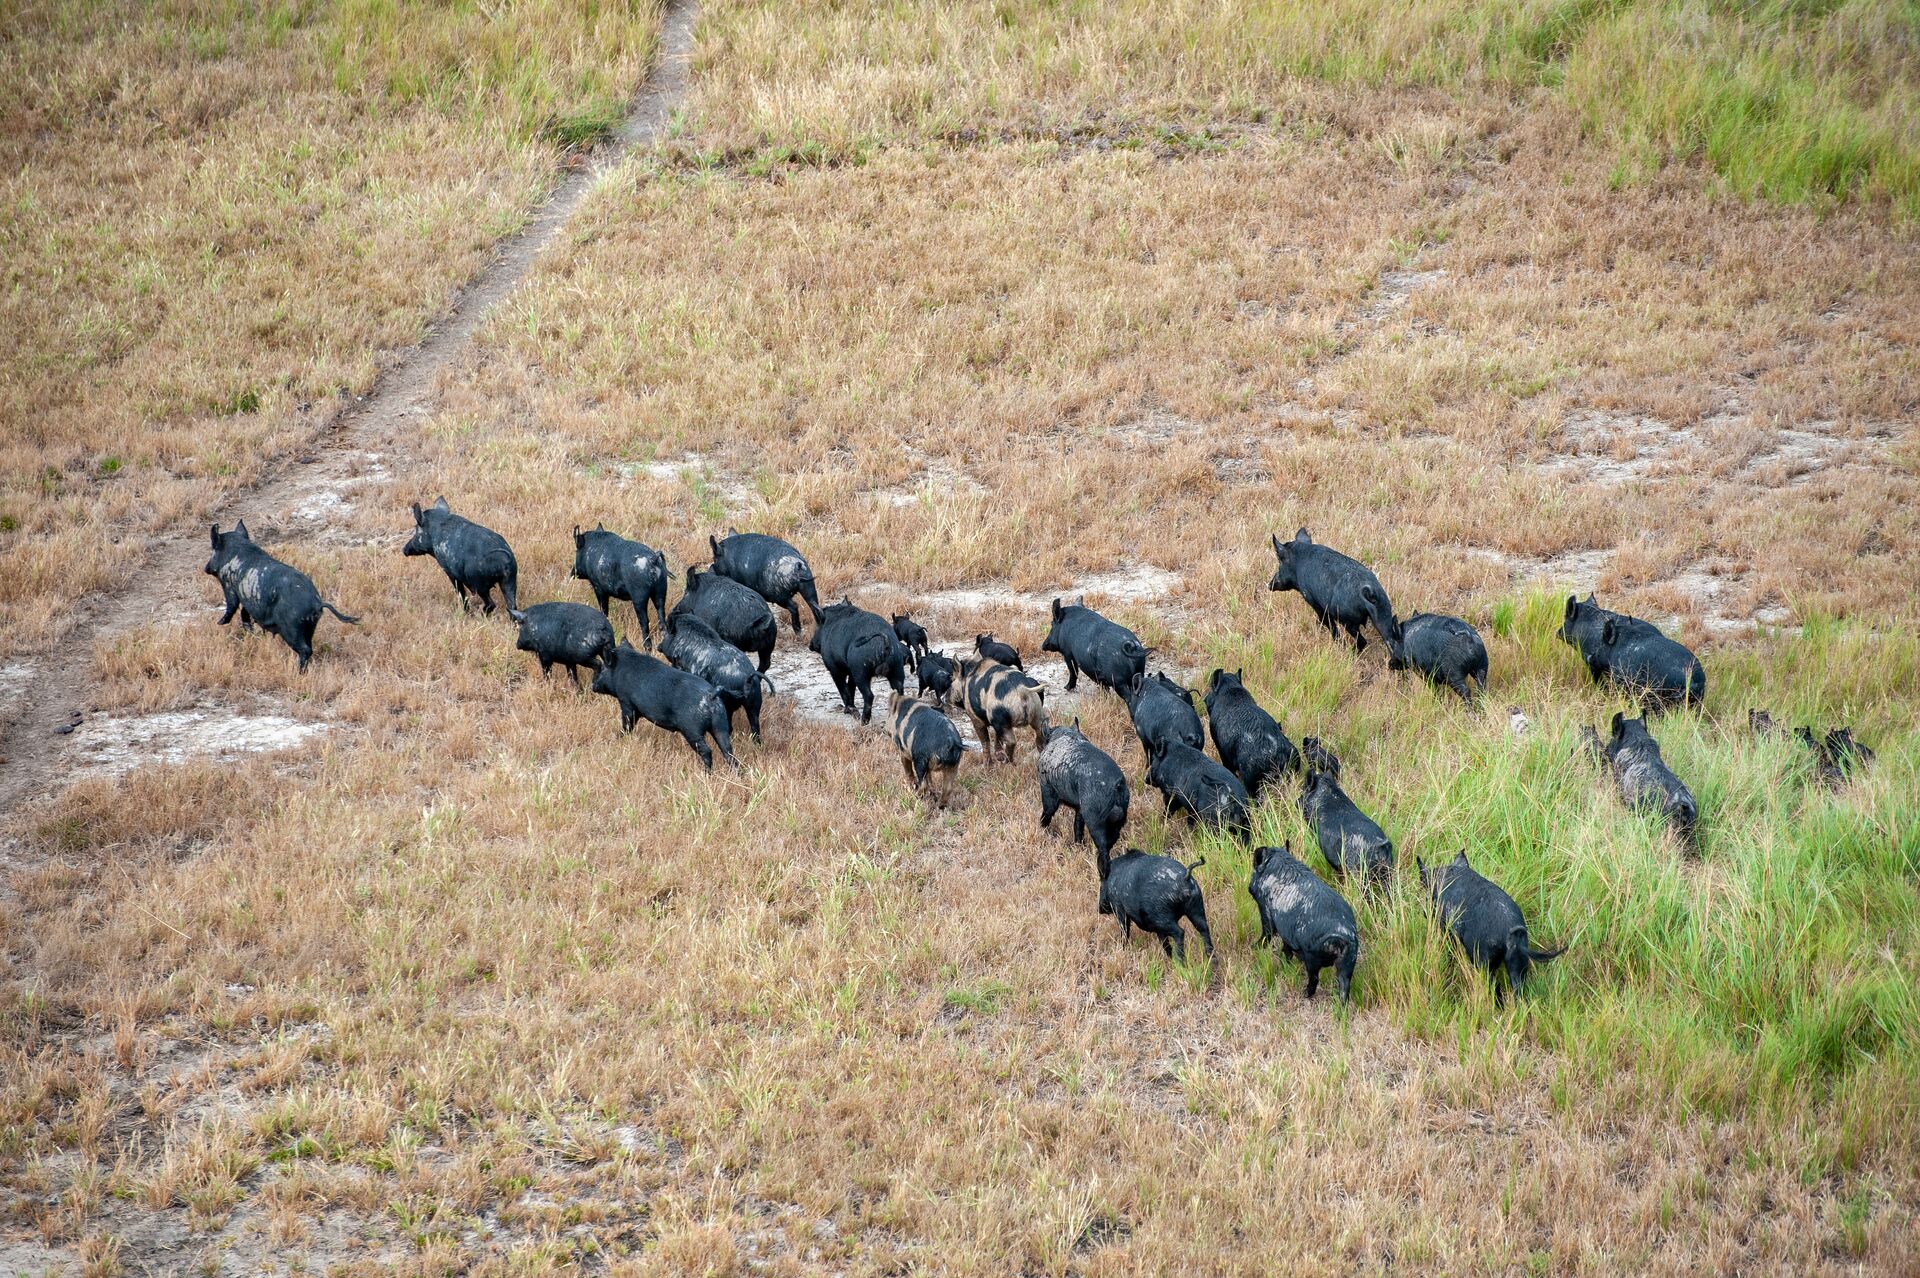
[0,0,699,816]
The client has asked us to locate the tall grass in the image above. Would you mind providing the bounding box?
[1195,593,1920,1164]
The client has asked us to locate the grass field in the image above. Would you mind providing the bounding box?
[3,0,1919,1274]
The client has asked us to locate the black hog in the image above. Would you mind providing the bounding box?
[1147,740,1252,838]
[973,633,1022,670]
[916,650,958,705]
[589,642,737,770]
[669,567,779,673]
[1268,528,1395,652]
[1559,594,1705,711]
[1382,606,1488,704]
[1036,721,1130,878]
[890,693,964,805]
[1420,850,1565,1000]
[709,531,823,633]
[514,602,615,687]
[1097,848,1214,961]
[402,497,518,616]
[571,525,669,648]
[1599,713,1698,845]
[1125,671,1204,763]
[1298,742,1393,886]
[1800,725,1874,788]
[662,612,775,742]
[204,521,359,671]
[892,613,929,662]
[809,599,908,723]
[1041,598,1148,693]
[1249,844,1359,1002]
[1203,669,1298,796]
[961,655,1048,762]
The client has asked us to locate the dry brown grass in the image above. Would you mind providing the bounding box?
[3,5,1919,1275]
[0,0,661,654]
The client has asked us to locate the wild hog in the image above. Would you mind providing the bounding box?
[571,525,669,648]
[1420,850,1565,1001]
[590,643,737,770]
[514,602,615,687]
[890,692,964,806]
[892,613,930,662]
[402,497,519,616]
[1559,594,1705,711]
[1041,598,1148,693]
[1036,721,1130,879]
[1380,603,1488,704]
[1598,712,1698,845]
[669,567,779,673]
[1801,725,1874,787]
[973,633,1022,670]
[916,650,958,706]
[709,531,824,633]
[1125,670,1204,763]
[1268,528,1395,652]
[1249,844,1359,1002]
[1298,741,1394,886]
[1147,740,1252,839]
[1098,848,1215,961]
[960,655,1048,762]
[1203,669,1298,797]
[662,612,775,742]
[204,521,359,671]
[809,598,909,723]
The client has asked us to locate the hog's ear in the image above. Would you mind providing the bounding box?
[1601,617,1619,647]
[1454,849,1471,866]
[234,519,250,540]
[1271,532,1284,557]
[411,502,424,524]
[573,525,583,543]
[595,521,605,531]
[1072,715,1081,730]
[1207,667,1222,688]
[1610,711,1626,739]
[709,534,720,556]
[432,496,449,513]
[1051,596,1063,619]
[1294,527,1311,543]
[210,524,222,548]
[1564,594,1578,622]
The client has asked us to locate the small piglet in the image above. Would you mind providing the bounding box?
[1560,594,1705,711]
[709,531,824,632]
[514,602,615,687]
[1147,740,1252,839]
[1036,721,1130,877]
[1421,850,1565,1000]
[961,655,1048,762]
[1125,670,1204,763]
[1380,602,1488,704]
[1269,528,1395,652]
[1098,848,1215,961]
[974,633,1022,671]
[1203,669,1298,797]
[1041,598,1148,693]
[205,521,359,670]
[1599,712,1697,846]
[1298,738,1394,886]
[402,497,519,616]
[915,650,958,706]
[590,642,737,770]
[662,612,774,742]
[810,598,909,723]
[571,525,669,649]
[1801,725,1874,788]
[890,692,964,806]
[1249,844,1359,1002]
[670,567,779,672]
[892,613,930,662]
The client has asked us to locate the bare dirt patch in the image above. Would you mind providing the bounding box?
[60,705,329,778]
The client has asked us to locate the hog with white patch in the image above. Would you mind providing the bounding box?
[960,655,1048,762]
[205,521,359,671]
[514,602,615,687]
[1249,844,1358,1002]
[709,531,824,633]
[1097,847,1214,961]
[1036,721,1130,877]
[571,525,669,648]
[401,497,519,616]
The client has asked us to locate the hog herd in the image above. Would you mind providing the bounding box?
[201,500,1874,1005]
